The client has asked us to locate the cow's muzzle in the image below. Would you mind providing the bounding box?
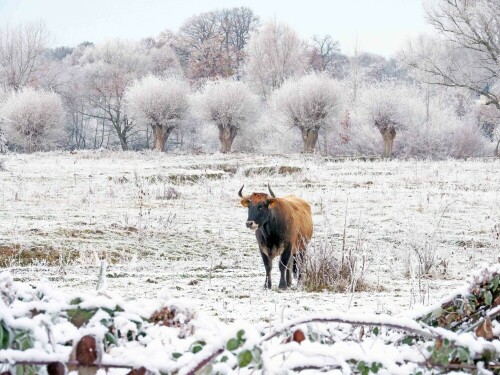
[246,221,258,230]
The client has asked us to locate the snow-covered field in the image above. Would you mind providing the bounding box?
[1,151,499,325]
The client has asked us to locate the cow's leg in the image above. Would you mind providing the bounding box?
[260,251,272,289]
[278,245,292,289]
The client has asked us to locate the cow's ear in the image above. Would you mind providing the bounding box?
[240,198,250,207]
[268,198,278,208]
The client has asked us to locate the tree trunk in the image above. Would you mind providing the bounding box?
[119,136,128,151]
[152,125,174,152]
[26,141,35,154]
[113,122,128,151]
[495,138,500,157]
[301,128,319,153]
[218,125,237,153]
[381,128,396,158]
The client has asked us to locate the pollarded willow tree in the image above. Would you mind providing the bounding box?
[0,88,65,152]
[271,73,340,153]
[358,84,424,158]
[125,75,190,151]
[194,79,259,153]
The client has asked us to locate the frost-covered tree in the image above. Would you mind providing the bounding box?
[357,84,422,158]
[125,75,190,151]
[308,34,340,73]
[0,88,64,152]
[149,44,183,77]
[177,7,259,80]
[0,21,49,91]
[245,20,307,99]
[401,0,500,109]
[76,39,151,150]
[59,66,98,150]
[271,73,340,153]
[194,79,259,153]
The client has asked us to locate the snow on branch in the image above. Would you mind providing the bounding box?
[2,266,500,374]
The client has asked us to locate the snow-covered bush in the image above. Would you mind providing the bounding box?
[232,109,302,154]
[271,73,341,153]
[0,88,65,152]
[398,109,486,159]
[125,75,190,151]
[193,79,260,153]
[2,266,500,374]
[0,88,7,153]
[477,95,500,156]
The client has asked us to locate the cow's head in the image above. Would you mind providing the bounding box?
[239,184,277,230]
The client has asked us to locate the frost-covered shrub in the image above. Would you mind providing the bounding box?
[302,236,370,293]
[477,98,500,156]
[0,88,65,152]
[398,112,486,159]
[331,117,383,157]
[0,88,8,153]
[193,79,259,153]
[271,73,341,153]
[233,109,301,154]
[125,75,190,151]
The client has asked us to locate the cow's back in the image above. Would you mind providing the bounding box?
[279,195,313,252]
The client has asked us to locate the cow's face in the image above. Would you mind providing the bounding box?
[239,185,278,230]
[240,193,277,231]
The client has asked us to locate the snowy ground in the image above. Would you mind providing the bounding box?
[0,151,499,325]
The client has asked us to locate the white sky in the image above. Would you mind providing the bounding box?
[0,0,433,57]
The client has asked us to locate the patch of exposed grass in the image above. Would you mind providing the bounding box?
[144,172,226,184]
[185,163,238,174]
[244,165,302,176]
[0,244,79,267]
[0,243,129,267]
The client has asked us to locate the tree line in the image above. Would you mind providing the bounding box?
[0,1,498,158]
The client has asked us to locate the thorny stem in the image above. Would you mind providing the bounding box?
[179,347,225,375]
[289,360,500,373]
[462,305,500,333]
[260,315,437,343]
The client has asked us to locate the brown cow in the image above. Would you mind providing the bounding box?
[239,184,313,289]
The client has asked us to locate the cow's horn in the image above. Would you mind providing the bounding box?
[268,184,276,197]
[238,185,244,198]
